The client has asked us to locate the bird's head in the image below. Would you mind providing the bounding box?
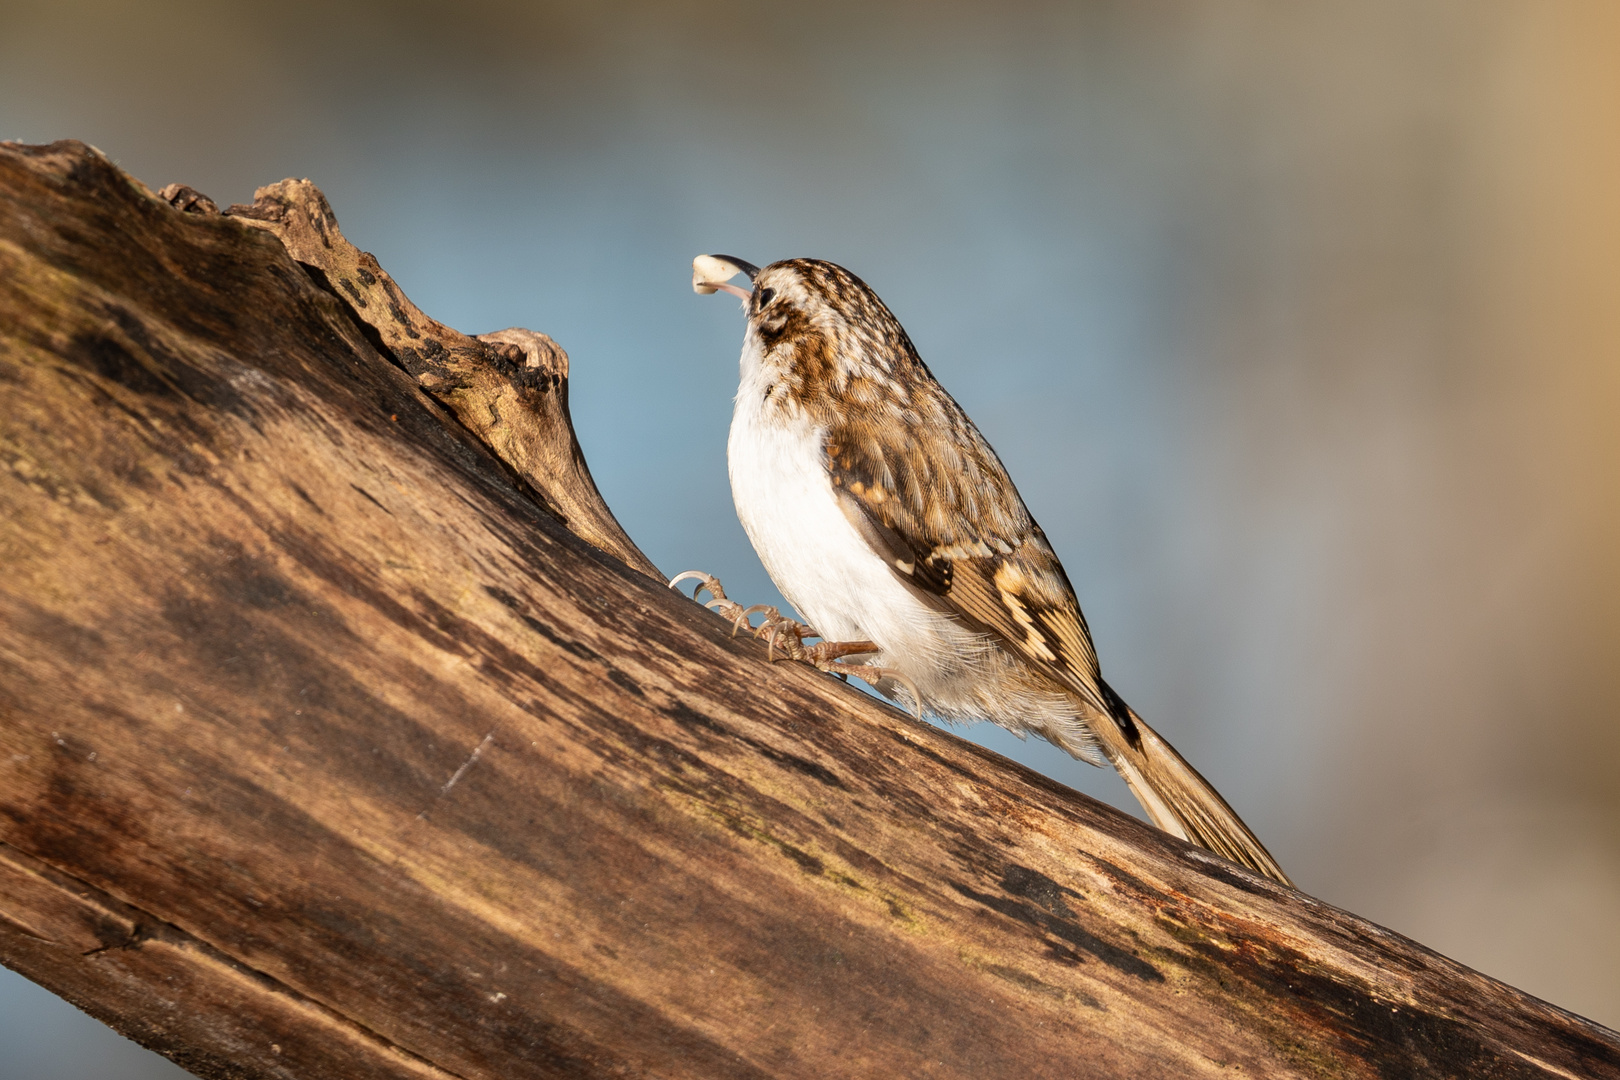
[693,254,922,405]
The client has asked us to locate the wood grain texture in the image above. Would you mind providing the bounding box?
[1,139,1617,1080]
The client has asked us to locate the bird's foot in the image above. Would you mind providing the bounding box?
[668,571,753,629]
[669,570,922,715]
[759,617,924,718]
[668,572,832,655]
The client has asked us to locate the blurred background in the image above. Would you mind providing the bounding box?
[3,0,1618,1073]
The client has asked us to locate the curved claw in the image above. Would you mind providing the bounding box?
[892,673,925,718]
[763,620,793,661]
[668,570,724,604]
[732,603,778,637]
[838,664,925,720]
[668,569,712,591]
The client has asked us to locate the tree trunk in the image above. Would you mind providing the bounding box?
[0,139,1614,1080]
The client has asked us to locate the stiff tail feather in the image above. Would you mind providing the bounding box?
[1088,687,1292,886]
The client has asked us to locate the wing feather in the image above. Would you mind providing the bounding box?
[825,417,1108,716]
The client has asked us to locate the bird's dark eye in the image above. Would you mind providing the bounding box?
[755,287,776,308]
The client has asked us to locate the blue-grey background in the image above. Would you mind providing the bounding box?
[3,1,1618,1074]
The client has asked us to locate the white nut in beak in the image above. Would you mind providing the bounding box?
[693,254,745,294]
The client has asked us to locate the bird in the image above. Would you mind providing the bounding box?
[675,253,1291,886]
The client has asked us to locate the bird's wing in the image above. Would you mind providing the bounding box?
[824,416,1294,886]
[823,415,1107,716]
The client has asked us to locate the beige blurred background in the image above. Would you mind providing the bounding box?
[2,1,1617,1074]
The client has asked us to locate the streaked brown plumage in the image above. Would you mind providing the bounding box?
[684,254,1291,886]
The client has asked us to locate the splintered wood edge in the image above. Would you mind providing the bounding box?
[211,178,661,581]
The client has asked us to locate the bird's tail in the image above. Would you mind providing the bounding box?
[1088,683,1292,886]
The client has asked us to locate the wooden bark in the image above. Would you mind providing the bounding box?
[0,139,1615,1080]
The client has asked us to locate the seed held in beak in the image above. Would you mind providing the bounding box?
[693,254,759,302]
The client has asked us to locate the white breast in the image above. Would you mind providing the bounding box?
[727,345,990,710]
[727,389,898,646]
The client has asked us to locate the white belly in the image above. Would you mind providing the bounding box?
[727,399,932,653]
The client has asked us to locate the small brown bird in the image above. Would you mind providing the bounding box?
[677,254,1291,886]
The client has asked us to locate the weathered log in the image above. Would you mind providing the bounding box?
[0,140,1615,1080]
[216,178,658,582]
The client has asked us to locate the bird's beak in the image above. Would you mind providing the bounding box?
[693,254,759,303]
